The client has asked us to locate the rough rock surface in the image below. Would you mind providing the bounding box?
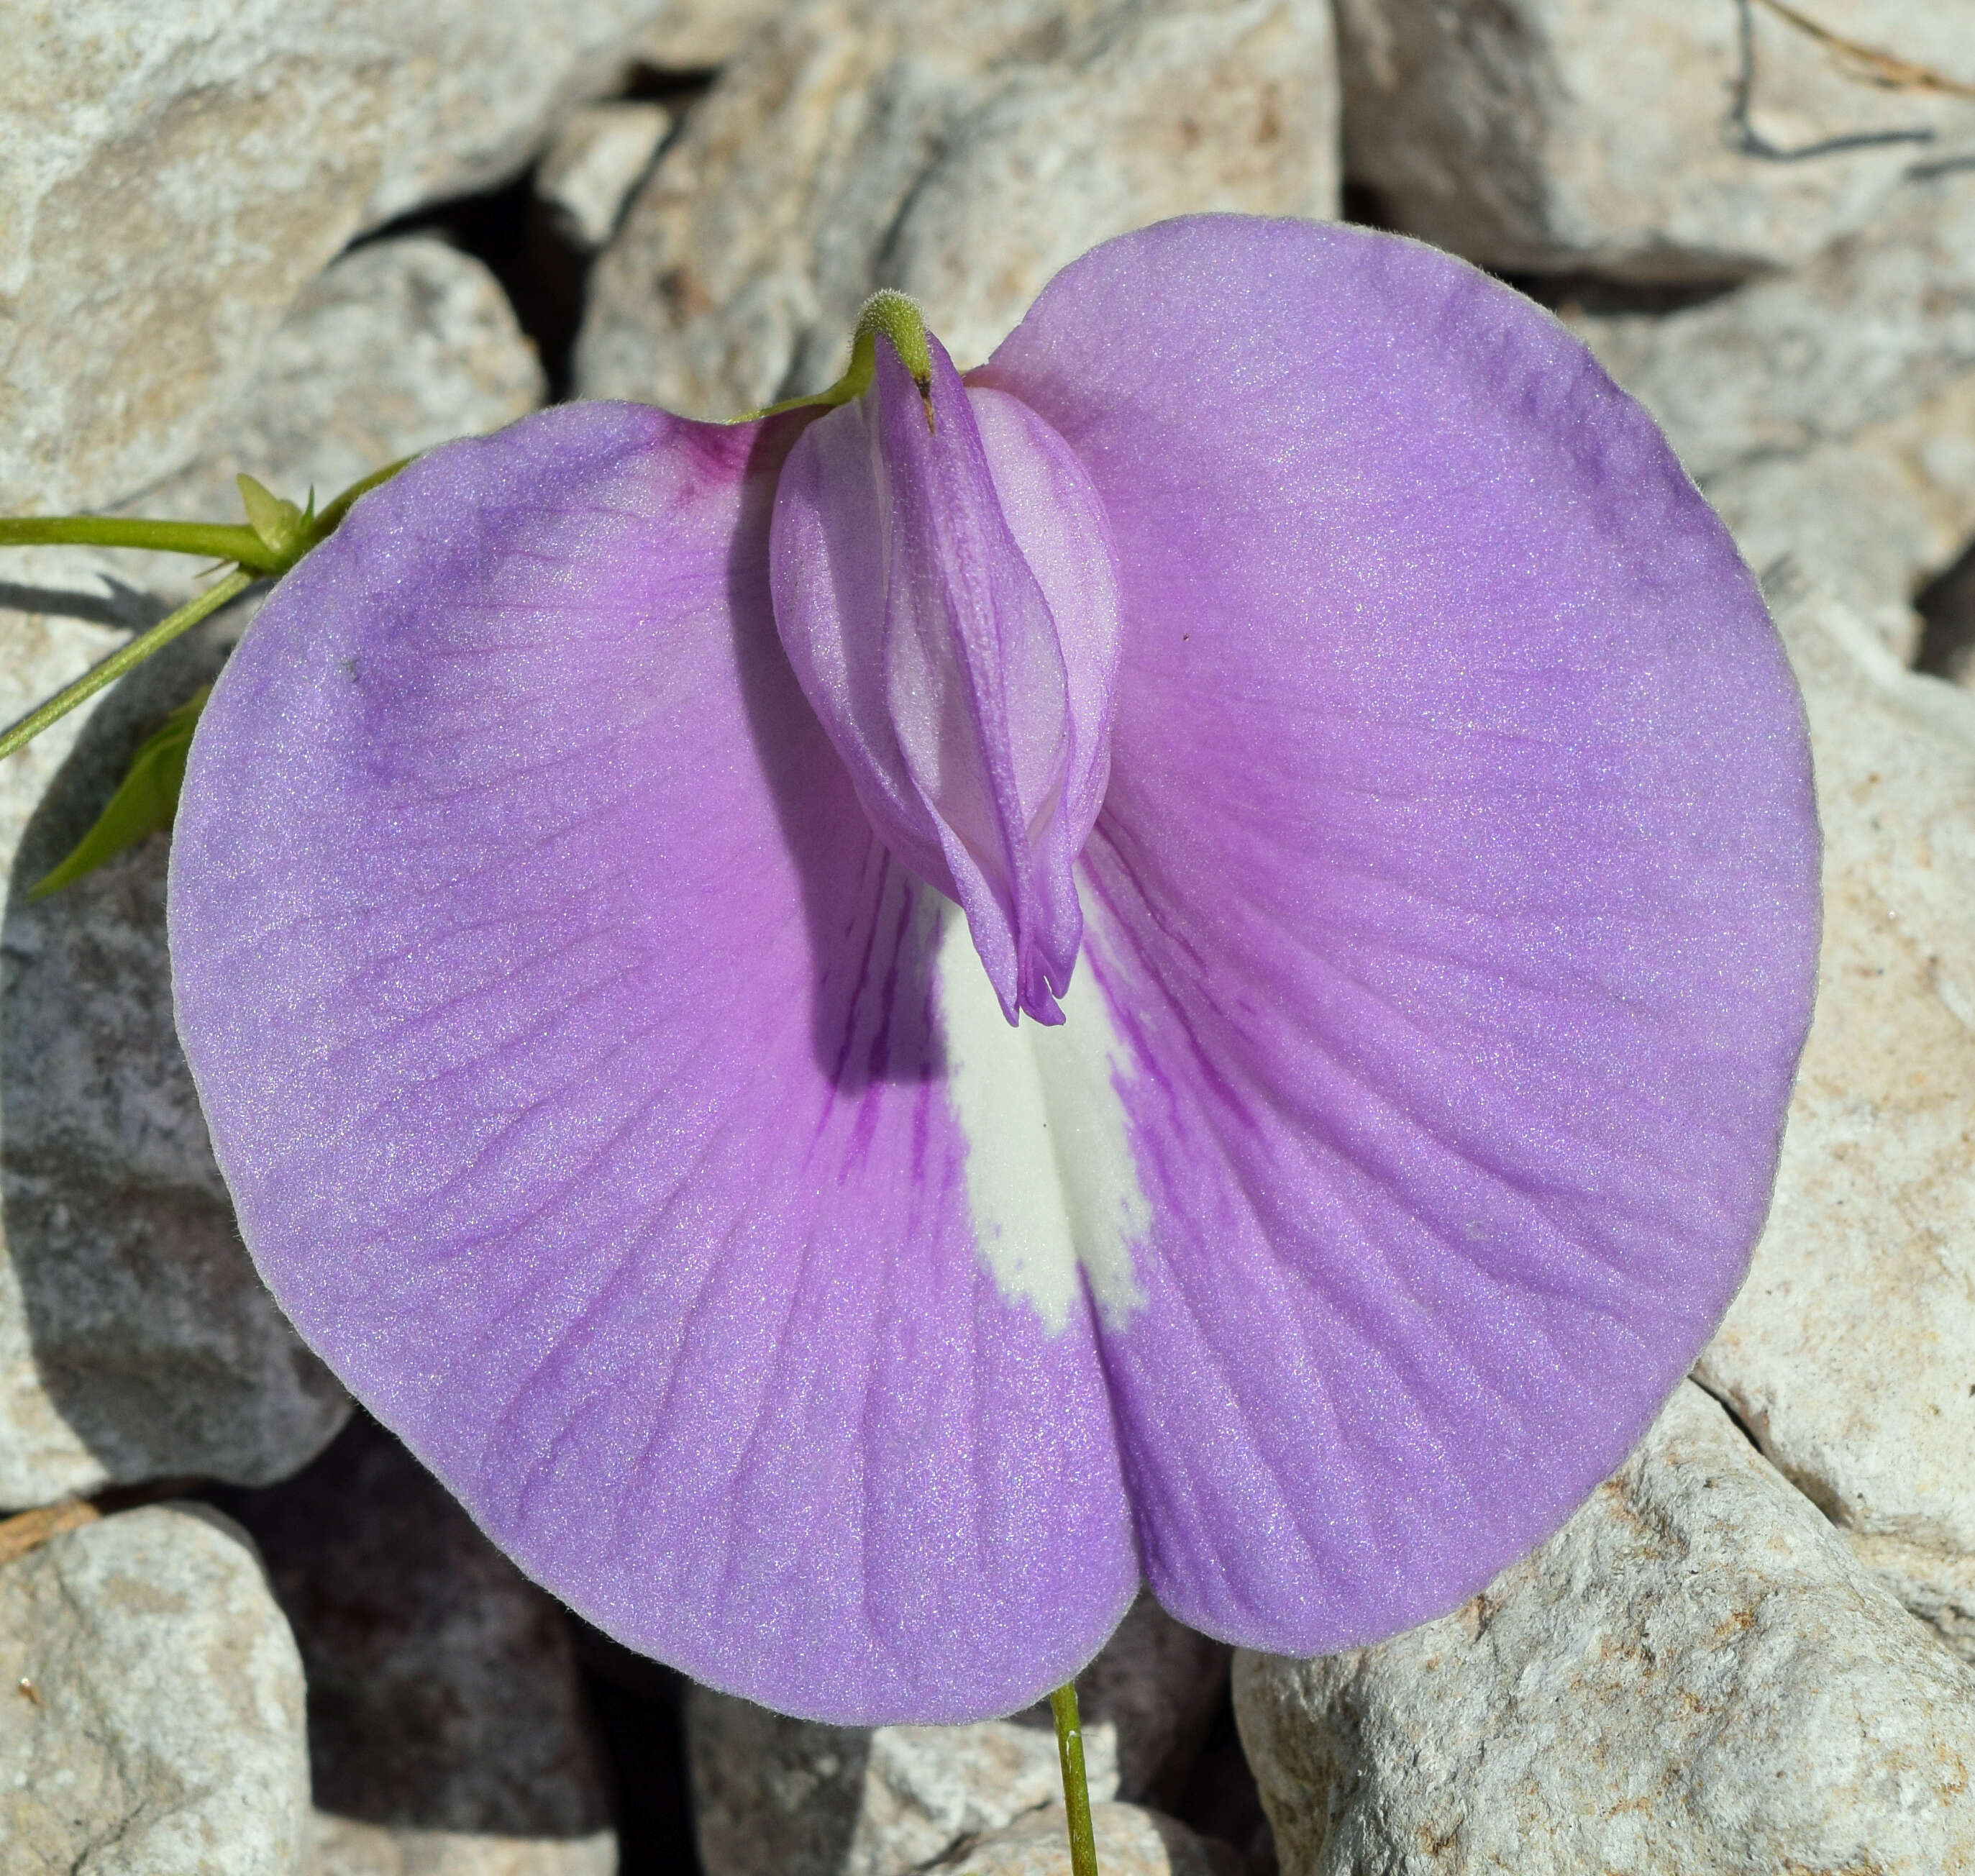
[624,0,788,69]
[1335,0,1975,278]
[537,102,674,251]
[691,1595,1228,1876]
[923,1804,1228,1876]
[578,0,1339,417]
[1235,1383,1975,1876]
[0,1503,311,1873]
[0,236,543,1510]
[1565,168,1975,654]
[1690,583,1975,1637]
[1698,371,1975,660]
[215,1413,616,1876]
[1575,168,1975,482]
[1,0,651,515]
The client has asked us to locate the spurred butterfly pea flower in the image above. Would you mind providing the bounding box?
[167,216,1818,1724]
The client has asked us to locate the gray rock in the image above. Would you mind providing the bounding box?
[0,235,544,1510]
[0,625,349,1511]
[220,1414,616,1876]
[0,0,653,515]
[1691,585,1975,1564]
[1334,0,1975,278]
[0,1502,311,1874]
[691,1595,1227,1876]
[923,1803,1228,1876]
[537,103,674,251]
[578,0,1339,418]
[1574,168,1975,483]
[1234,1384,1975,1876]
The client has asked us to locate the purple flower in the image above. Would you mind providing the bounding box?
[167,217,1818,1725]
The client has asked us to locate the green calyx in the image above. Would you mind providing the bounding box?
[731,288,936,429]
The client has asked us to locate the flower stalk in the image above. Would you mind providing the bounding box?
[1050,1680,1100,1876]
[0,570,251,764]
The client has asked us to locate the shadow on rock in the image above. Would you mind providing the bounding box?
[1,605,347,1506]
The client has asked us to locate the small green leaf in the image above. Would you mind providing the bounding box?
[237,473,304,556]
[27,688,211,901]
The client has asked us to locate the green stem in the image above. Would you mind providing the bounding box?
[0,516,283,573]
[0,569,255,763]
[1050,1681,1100,1876]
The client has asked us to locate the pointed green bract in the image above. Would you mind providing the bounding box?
[29,687,210,900]
[237,473,309,560]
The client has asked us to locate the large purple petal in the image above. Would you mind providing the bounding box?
[977,217,1820,1654]
[167,403,1137,1723]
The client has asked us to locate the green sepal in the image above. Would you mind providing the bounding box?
[237,473,308,559]
[27,687,210,901]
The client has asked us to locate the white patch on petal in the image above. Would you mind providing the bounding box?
[933,898,1149,1333]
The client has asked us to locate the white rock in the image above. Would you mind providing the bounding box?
[0,0,652,514]
[537,102,673,250]
[1334,0,1975,278]
[308,1818,616,1876]
[225,1416,616,1876]
[623,0,790,69]
[1690,584,1975,1565]
[1234,1384,1975,1876]
[691,1595,1228,1876]
[1697,372,1975,660]
[1846,1532,1975,1671]
[578,0,1340,418]
[0,1503,311,1873]
[0,236,543,1510]
[922,1803,1228,1876]
[1574,168,1975,481]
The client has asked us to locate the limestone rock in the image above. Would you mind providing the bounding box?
[537,102,674,251]
[1234,1383,1975,1876]
[690,1595,1227,1876]
[1691,585,1975,1565]
[1556,168,1975,656]
[1334,0,1975,278]
[924,1804,1228,1876]
[172,237,547,524]
[1573,168,1975,482]
[578,0,1339,418]
[624,0,789,69]
[0,1502,311,1874]
[1697,371,1975,659]
[1,0,652,515]
[0,236,543,1510]
[1846,1531,1975,1670]
[215,1414,616,1876]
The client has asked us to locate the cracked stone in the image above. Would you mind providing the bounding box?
[578,0,1339,419]
[1235,1383,1975,1875]
[0,1503,310,1874]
